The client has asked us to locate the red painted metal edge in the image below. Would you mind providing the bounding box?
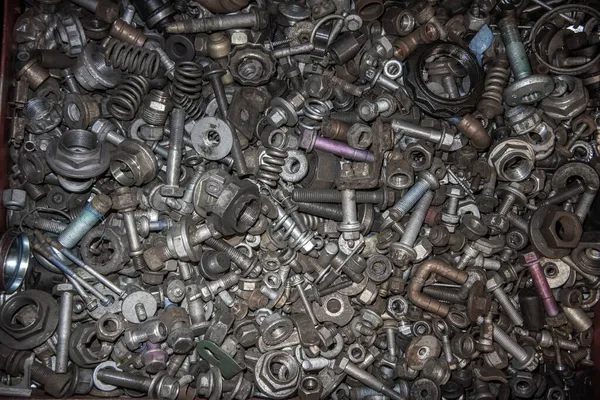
[0,0,20,234]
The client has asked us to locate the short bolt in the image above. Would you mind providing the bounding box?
[96,366,179,400]
[205,237,260,277]
[486,274,524,326]
[112,187,146,271]
[339,189,361,244]
[58,193,112,249]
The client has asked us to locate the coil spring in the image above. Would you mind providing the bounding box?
[478,58,510,115]
[256,146,288,188]
[106,75,150,120]
[104,38,160,78]
[302,99,330,121]
[298,213,323,231]
[171,61,205,119]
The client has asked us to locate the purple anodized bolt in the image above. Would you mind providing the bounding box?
[521,250,560,317]
[300,130,375,162]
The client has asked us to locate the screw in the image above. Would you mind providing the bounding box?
[165,8,261,33]
[387,171,439,222]
[161,107,185,198]
[57,193,112,249]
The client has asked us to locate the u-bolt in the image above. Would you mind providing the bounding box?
[407,259,469,317]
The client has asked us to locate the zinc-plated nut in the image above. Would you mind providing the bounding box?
[74,44,122,91]
[260,312,294,346]
[190,117,234,161]
[63,94,101,129]
[109,139,158,186]
[506,105,542,135]
[96,313,127,342]
[228,43,276,86]
[387,295,409,320]
[23,97,62,134]
[488,138,535,182]
[356,280,378,305]
[540,75,589,121]
[254,350,300,399]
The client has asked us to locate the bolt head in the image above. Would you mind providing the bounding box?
[519,251,539,266]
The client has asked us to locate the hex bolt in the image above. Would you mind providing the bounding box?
[486,274,524,326]
[383,321,397,360]
[387,171,439,222]
[299,130,375,162]
[391,119,456,150]
[436,320,457,369]
[112,187,147,271]
[499,16,554,105]
[165,8,261,33]
[521,251,560,317]
[365,68,400,92]
[422,286,465,304]
[155,48,175,79]
[161,107,185,198]
[57,193,112,249]
[335,357,405,400]
[289,275,319,326]
[204,63,250,176]
[96,366,179,400]
[55,284,74,374]
[339,189,361,244]
[491,322,538,371]
[272,43,315,58]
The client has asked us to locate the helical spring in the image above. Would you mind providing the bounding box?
[256,146,288,188]
[171,61,205,119]
[106,75,150,120]
[298,213,323,231]
[104,38,160,79]
[477,58,510,118]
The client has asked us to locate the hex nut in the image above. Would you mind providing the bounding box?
[70,323,113,367]
[96,313,127,342]
[254,351,300,399]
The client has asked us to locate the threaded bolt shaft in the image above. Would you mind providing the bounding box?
[292,188,389,204]
[297,202,344,221]
[204,237,254,273]
[399,191,434,247]
[97,368,153,392]
[58,194,111,249]
[56,289,73,374]
[491,286,524,326]
[389,172,437,221]
[499,17,532,80]
[575,187,597,222]
[492,323,529,362]
[422,286,465,304]
[539,183,585,206]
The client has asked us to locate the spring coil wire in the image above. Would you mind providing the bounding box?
[106,75,150,120]
[104,39,160,78]
[256,146,288,188]
[171,61,205,119]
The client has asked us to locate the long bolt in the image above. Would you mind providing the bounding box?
[165,9,260,33]
[204,237,259,276]
[58,194,111,249]
[55,286,73,374]
[337,357,405,400]
[499,17,532,81]
[289,275,319,326]
[388,171,438,222]
[96,367,179,399]
[575,186,598,222]
[391,119,453,148]
[539,183,585,206]
[292,188,393,207]
[300,130,375,162]
[161,107,185,198]
[204,64,250,176]
[492,323,532,365]
[399,191,434,248]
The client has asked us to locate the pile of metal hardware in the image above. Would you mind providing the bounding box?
[1,0,600,398]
